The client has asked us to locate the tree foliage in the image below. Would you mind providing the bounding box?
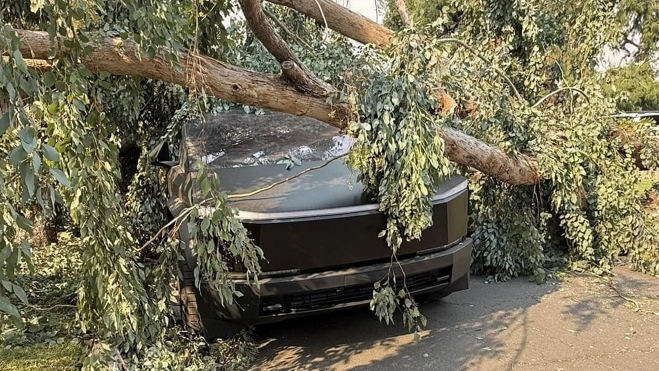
[1,0,659,367]
[374,0,659,280]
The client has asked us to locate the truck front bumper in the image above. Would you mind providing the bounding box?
[189,238,472,337]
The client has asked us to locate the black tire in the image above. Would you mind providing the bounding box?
[178,259,246,339]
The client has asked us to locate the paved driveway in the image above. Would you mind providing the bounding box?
[249,266,659,371]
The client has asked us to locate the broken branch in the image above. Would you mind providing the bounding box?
[238,0,331,96]
[262,7,314,51]
[266,0,393,47]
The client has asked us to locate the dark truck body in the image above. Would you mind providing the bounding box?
[161,110,472,338]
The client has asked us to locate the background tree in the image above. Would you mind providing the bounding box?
[603,62,659,111]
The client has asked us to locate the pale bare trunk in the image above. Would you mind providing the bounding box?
[394,0,412,26]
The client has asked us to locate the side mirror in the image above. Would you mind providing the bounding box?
[149,141,178,169]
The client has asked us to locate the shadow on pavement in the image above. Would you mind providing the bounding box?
[249,276,562,371]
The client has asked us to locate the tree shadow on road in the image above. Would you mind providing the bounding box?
[249,276,563,371]
[560,268,659,334]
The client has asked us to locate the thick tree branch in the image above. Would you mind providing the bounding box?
[3,56,52,71]
[15,29,348,128]
[443,128,541,185]
[238,0,331,96]
[266,0,393,47]
[11,3,650,187]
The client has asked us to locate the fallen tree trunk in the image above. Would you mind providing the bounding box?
[443,128,541,185]
[15,29,544,185]
[16,30,350,129]
[13,2,546,186]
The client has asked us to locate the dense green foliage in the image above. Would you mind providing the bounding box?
[0,0,263,364]
[372,0,659,280]
[2,0,659,368]
[0,240,258,370]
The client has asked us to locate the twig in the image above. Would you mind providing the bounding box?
[139,208,194,251]
[137,197,215,251]
[114,348,130,371]
[228,153,348,199]
[623,38,640,49]
[24,303,76,311]
[437,37,523,100]
[313,0,328,30]
[138,196,218,252]
[263,7,314,51]
[608,280,641,312]
[313,0,330,44]
[532,87,589,108]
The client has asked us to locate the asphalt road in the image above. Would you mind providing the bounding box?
[249,266,659,371]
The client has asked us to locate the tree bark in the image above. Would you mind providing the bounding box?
[443,128,541,185]
[394,0,412,26]
[238,0,331,96]
[16,30,349,128]
[14,29,543,186]
[267,0,393,47]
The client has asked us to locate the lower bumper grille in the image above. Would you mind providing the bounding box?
[259,267,451,315]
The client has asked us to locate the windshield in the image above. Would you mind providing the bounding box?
[185,108,353,169]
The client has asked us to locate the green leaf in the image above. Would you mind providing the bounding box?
[6,83,16,100]
[0,297,20,319]
[200,178,211,197]
[33,152,42,173]
[12,283,28,305]
[43,144,59,162]
[16,215,33,233]
[19,127,36,153]
[24,166,35,197]
[49,168,71,187]
[0,113,10,136]
[13,50,26,71]
[43,71,56,87]
[9,146,27,166]
[47,103,59,115]
[1,281,12,291]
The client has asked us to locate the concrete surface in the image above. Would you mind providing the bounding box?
[249,266,659,371]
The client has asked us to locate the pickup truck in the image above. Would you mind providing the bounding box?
[154,110,473,339]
